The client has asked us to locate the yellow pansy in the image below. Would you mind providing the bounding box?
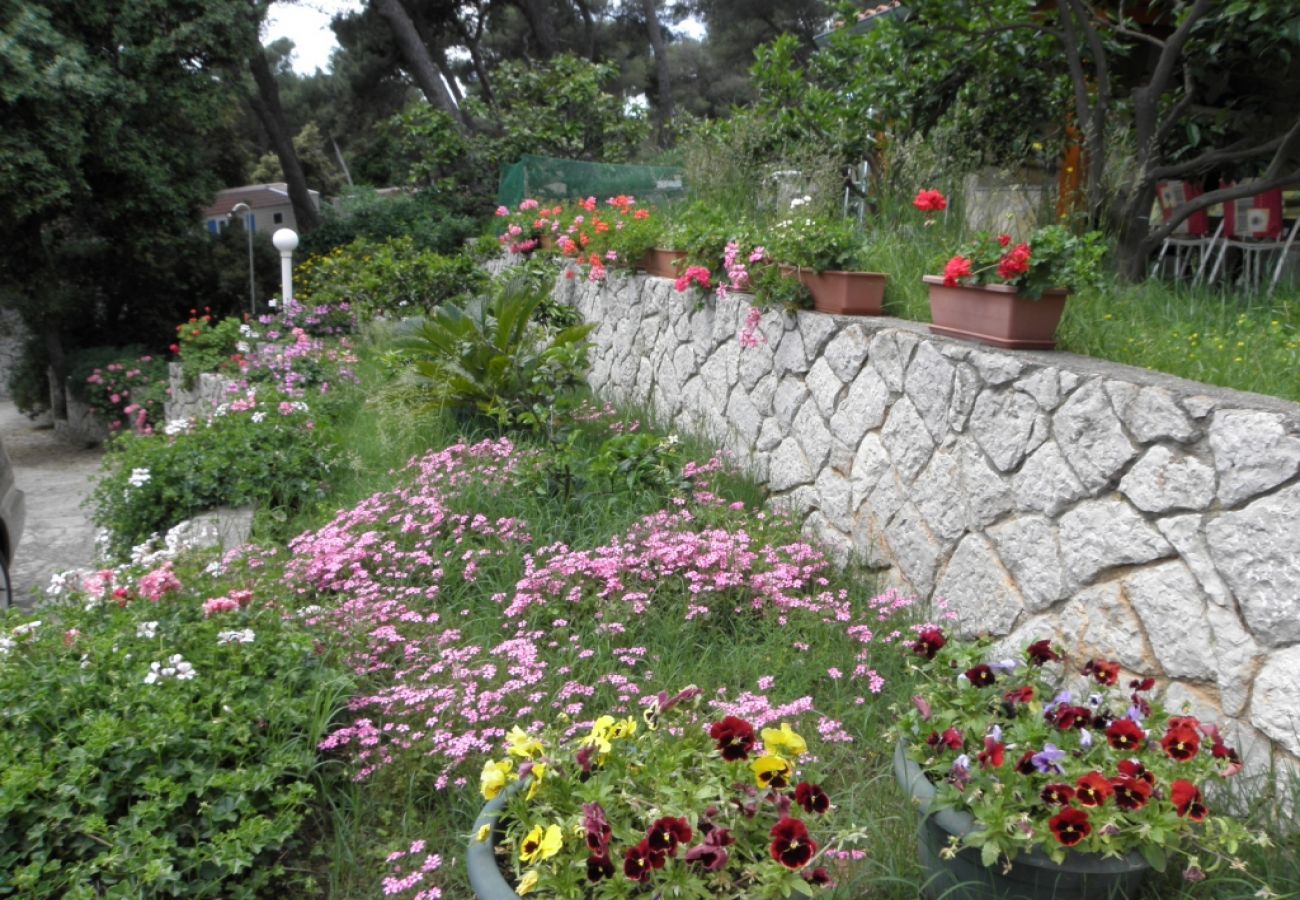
[761,722,806,758]
[580,715,616,754]
[608,716,637,741]
[519,823,563,863]
[475,823,492,842]
[480,758,515,800]
[525,763,546,800]
[507,726,545,759]
[516,869,540,895]
[751,753,794,790]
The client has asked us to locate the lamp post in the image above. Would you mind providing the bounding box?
[229,201,256,316]
[272,228,299,307]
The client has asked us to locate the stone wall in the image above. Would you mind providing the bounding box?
[557,270,1300,795]
[164,364,238,422]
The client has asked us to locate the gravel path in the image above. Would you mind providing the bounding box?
[0,401,104,609]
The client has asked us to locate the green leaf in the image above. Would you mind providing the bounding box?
[1139,843,1167,872]
[980,841,1000,868]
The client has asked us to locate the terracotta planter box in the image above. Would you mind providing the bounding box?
[639,248,688,278]
[923,275,1068,350]
[781,267,887,315]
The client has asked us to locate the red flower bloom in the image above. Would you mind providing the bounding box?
[942,255,973,287]
[1003,685,1035,706]
[795,782,831,814]
[1111,775,1154,811]
[804,867,833,887]
[1015,750,1038,775]
[1106,719,1146,751]
[1075,772,1114,807]
[710,716,757,761]
[1050,705,1093,731]
[1083,659,1120,686]
[583,803,612,853]
[1171,780,1209,822]
[913,189,948,212]
[769,817,817,870]
[996,242,1032,280]
[587,854,615,883]
[1026,639,1061,666]
[939,727,964,751]
[997,234,1012,247]
[646,817,692,855]
[1117,758,1157,786]
[684,841,728,871]
[1049,807,1092,847]
[623,840,665,881]
[1162,724,1201,762]
[965,664,996,687]
[1040,784,1075,806]
[978,737,1005,770]
[911,627,946,659]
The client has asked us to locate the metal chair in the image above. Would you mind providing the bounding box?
[1150,181,1220,284]
[1206,185,1298,293]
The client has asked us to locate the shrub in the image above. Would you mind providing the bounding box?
[174,311,243,389]
[77,351,171,436]
[296,237,485,319]
[298,188,478,258]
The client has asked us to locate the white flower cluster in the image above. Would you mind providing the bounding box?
[217,629,256,645]
[1,620,42,656]
[163,419,192,436]
[251,411,267,424]
[144,654,197,684]
[136,620,160,640]
[127,468,152,488]
[789,194,813,209]
[239,323,260,339]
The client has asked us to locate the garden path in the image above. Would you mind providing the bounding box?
[0,400,103,609]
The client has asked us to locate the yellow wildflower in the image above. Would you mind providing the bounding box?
[475,823,492,842]
[480,758,515,800]
[507,726,545,759]
[761,722,807,758]
[608,716,637,741]
[520,824,563,864]
[516,869,540,895]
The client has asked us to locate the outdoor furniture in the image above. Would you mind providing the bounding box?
[1206,183,1299,294]
[1150,180,1221,284]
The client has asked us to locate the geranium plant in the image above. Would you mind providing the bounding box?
[478,687,866,898]
[895,630,1261,881]
[765,206,866,273]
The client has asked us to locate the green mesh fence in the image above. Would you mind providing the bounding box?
[497,154,686,209]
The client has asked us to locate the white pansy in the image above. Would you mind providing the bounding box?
[127,468,152,488]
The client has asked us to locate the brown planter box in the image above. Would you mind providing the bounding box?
[922,276,1068,350]
[640,249,688,278]
[781,267,888,315]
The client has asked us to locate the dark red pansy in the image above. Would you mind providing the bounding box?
[1015,750,1037,775]
[1004,685,1035,706]
[583,803,612,853]
[646,816,692,855]
[1083,659,1120,686]
[710,716,757,761]
[965,664,996,687]
[1040,783,1075,806]
[804,867,833,887]
[978,737,1005,770]
[1171,780,1209,822]
[1106,719,1146,751]
[1111,775,1153,811]
[1211,738,1240,764]
[587,854,615,883]
[1049,808,1092,847]
[1026,639,1061,666]
[1129,677,1155,692]
[912,627,946,659]
[623,840,666,882]
[684,841,728,871]
[1075,772,1114,807]
[940,728,964,751]
[795,782,831,814]
[769,817,817,871]
[1117,758,1157,786]
[1051,705,1093,731]
[1162,724,1200,762]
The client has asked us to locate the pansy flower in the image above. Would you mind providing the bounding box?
[1003,685,1034,706]
[1106,719,1146,751]
[1049,808,1092,847]
[769,817,817,870]
[794,782,830,814]
[1111,775,1153,811]
[761,723,807,758]
[1075,772,1114,807]
[1162,723,1200,762]
[751,754,794,790]
[646,817,692,855]
[519,823,563,864]
[965,664,996,687]
[1117,758,1156,786]
[622,840,665,881]
[1049,705,1092,731]
[709,716,756,761]
[977,736,1005,769]
[1083,659,1120,686]
[1171,780,1209,821]
[586,854,615,883]
[911,627,946,659]
[1040,783,1075,806]
[1026,639,1061,665]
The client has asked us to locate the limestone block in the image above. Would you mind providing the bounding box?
[653,355,681,414]
[865,465,907,527]
[751,373,777,417]
[796,311,839,358]
[806,357,845,419]
[905,342,957,442]
[1181,395,1217,420]
[1013,440,1088,516]
[1126,386,1198,443]
[632,357,655,406]
[912,447,967,544]
[1055,582,1151,671]
[850,433,891,510]
[768,437,813,492]
[756,418,783,453]
[880,395,935,482]
[1250,645,1300,757]
[959,440,1014,527]
[814,468,854,533]
[829,366,890,448]
[725,389,763,451]
[804,511,853,567]
[988,515,1066,612]
[1103,381,1139,421]
[1118,445,1216,513]
[1209,410,1300,506]
[673,343,698,386]
[829,438,856,475]
[689,304,717,353]
[948,363,981,433]
[1015,368,1062,410]
[965,349,1024,385]
[773,380,810,430]
[970,388,1043,472]
[773,324,810,376]
[1123,561,1216,681]
[793,401,833,471]
[699,346,731,402]
[1206,481,1300,647]
[1154,514,1233,608]
[884,502,942,598]
[1058,497,1172,590]
[868,330,915,392]
[1053,380,1137,492]
[934,533,1025,637]
[739,337,775,391]
[823,325,870,382]
[1205,604,1264,717]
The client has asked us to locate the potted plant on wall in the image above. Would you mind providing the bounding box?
[467,686,867,898]
[892,629,1259,900]
[922,211,1106,349]
[767,202,888,315]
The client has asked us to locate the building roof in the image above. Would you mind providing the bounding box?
[201,183,320,219]
[815,2,909,46]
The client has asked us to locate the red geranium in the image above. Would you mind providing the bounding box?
[996,242,1032,279]
[942,255,973,287]
[1049,808,1092,847]
[913,189,948,212]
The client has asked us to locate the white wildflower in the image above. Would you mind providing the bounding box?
[136,621,159,640]
[127,468,152,488]
[174,661,196,681]
[80,654,91,669]
[163,419,192,436]
[203,560,225,577]
[217,629,256,645]
[144,662,162,684]
[12,620,42,637]
[235,341,250,354]
[0,636,14,655]
[251,411,266,424]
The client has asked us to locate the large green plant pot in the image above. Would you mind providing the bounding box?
[466,781,526,900]
[893,742,1149,900]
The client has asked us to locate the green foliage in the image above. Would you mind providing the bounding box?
[386,103,480,196]
[297,188,478,259]
[71,349,171,435]
[398,274,594,428]
[176,314,243,389]
[296,237,485,319]
[89,402,342,560]
[0,559,353,897]
[766,212,867,272]
[944,225,1107,298]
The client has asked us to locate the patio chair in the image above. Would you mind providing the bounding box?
[1150,180,1220,283]
[1206,184,1299,293]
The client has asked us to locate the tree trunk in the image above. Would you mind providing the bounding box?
[515,0,559,58]
[432,43,464,106]
[43,326,66,421]
[248,49,320,234]
[574,0,597,60]
[642,0,675,147]
[375,0,466,127]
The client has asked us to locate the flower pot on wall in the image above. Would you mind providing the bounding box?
[640,249,688,278]
[922,276,1067,350]
[782,267,887,315]
[893,743,1149,900]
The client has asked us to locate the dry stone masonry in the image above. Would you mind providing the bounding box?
[556,269,1300,797]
